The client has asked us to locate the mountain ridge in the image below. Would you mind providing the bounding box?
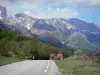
[0,5,100,53]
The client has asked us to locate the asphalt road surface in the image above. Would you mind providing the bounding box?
[0,60,61,75]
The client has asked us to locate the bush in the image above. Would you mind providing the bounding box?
[7,51,16,57]
[97,56,100,64]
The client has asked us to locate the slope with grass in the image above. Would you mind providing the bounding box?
[65,32,98,52]
[0,56,22,66]
[0,28,72,60]
[55,60,100,75]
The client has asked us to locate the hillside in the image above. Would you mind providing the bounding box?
[65,32,97,52]
[0,28,72,59]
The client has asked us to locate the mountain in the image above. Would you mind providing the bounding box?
[67,18,100,33]
[6,13,37,29]
[1,13,35,37]
[65,32,98,52]
[0,5,7,19]
[0,5,100,53]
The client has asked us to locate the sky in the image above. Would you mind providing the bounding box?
[0,0,100,25]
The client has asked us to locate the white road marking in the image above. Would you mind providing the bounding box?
[46,61,49,68]
[44,69,47,72]
[44,61,50,73]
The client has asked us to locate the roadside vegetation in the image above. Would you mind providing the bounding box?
[55,60,100,75]
[0,28,72,62]
[0,56,22,66]
[55,50,100,75]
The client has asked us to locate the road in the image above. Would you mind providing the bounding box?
[0,60,61,75]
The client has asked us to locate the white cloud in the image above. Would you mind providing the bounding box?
[45,0,100,8]
[24,8,79,19]
[0,0,79,19]
[0,0,100,11]
[0,0,42,11]
[23,11,38,18]
[66,0,100,8]
[23,11,32,16]
[56,8,60,11]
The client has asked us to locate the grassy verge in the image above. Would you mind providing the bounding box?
[55,60,100,75]
[0,56,23,66]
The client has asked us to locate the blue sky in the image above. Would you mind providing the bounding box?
[0,0,100,25]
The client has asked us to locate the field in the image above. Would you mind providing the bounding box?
[0,56,22,66]
[55,60,100,75]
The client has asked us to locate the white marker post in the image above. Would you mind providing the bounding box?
[33,56,35,60]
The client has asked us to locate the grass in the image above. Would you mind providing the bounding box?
[0,56,22,66]
[55,60,100,75]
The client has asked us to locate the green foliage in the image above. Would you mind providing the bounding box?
[0,28,72,59]
[0,29,17,41]
[75,39,97,52]
[0,56,22,66]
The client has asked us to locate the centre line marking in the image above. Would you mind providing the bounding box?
[44,61,50,73]
[44,69,47,72]
[46,61,49,68]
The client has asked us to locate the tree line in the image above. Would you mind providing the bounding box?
[0,28,72,59]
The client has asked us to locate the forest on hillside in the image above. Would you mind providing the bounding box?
[0,28,72,59]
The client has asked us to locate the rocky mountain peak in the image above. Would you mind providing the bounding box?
[0,5,7,19]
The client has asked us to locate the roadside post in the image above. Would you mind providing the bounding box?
[33,56,35,60]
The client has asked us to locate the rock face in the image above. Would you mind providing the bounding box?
[0,5,7,19]
[68,32,87,41]
[67,18,100,33]
[7,13,37,29]
[0,5,100,52]
[65,32,95,51]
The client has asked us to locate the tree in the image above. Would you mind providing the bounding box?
[0,40,7,56]
[74,50,83,60]
[4,41,20,57]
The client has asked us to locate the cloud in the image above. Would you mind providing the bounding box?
[24,8,79,19]
[42,0,100,8]
[0,0,100,11]
[40,8,79,19]
[23,11,37,18]
[0,0,79,19]
[66,0,100,8]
